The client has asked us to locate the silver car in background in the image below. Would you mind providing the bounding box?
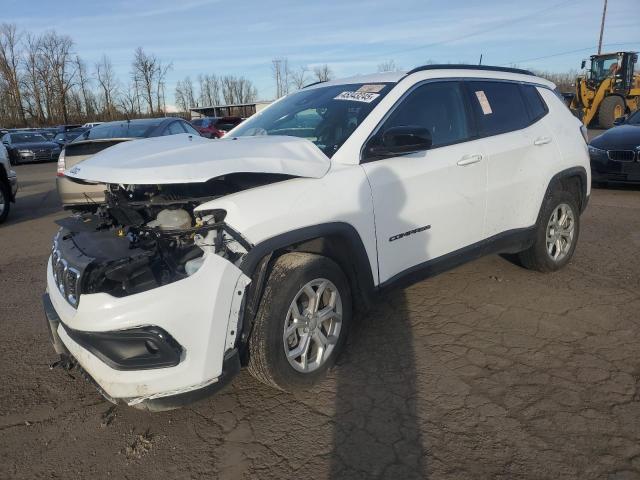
[57,118,201,205]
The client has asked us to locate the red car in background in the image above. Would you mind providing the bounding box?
[191,116,243,138]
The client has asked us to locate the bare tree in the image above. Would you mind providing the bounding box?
[174,76,197,112]
[198,74,220,106]
[75,55,94,118]
[272,57,290,98]
[39,31,76,124]
[290,65,308,89]
[377,59,398,72]
[131,47,158,114]
[312,64,333,82]
[23,33,46,124]
[118,83,139,117]
[94,54,119,119]
[156,60,172,113]
[0,23,26,125]
[221,75,257,104]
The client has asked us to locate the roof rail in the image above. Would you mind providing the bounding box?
[405,64,534,76]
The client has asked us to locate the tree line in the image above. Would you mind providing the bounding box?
[0,23,259,128]
[0,20,580,128]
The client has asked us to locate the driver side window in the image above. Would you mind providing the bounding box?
[376,81,471,150]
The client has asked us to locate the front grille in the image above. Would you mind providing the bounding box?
[51,239,81,308]
[608,150,636,162]
[34,149,53,161]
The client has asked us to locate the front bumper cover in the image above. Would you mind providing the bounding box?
[44,248,250,409]
[43,292,240,411]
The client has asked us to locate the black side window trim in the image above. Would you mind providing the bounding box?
[360,79,475,163]
[520,83,549,123]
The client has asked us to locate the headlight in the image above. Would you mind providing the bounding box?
[17,149,34,155]
[588,145,607,157]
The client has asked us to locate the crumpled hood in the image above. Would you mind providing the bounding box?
[64,133,331,184]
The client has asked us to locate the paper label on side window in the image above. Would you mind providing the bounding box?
[357,84,385,93]
[475,90,492,115]
[334,91,380,103]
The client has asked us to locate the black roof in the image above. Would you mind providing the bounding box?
[406,64,534,76]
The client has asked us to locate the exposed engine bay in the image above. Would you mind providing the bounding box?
[53,173,290,305]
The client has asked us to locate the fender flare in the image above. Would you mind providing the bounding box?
[237,222,377,347]
[542,166,589,214]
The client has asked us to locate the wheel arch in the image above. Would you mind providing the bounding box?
[237,222,376,353]
[0,163,12,201]
[542,166,589,216]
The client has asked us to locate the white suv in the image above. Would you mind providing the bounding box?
[44,65,590,410]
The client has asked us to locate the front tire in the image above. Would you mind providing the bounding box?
[0,181,11,224]
[247,252,352,391]
[517,190,580,272]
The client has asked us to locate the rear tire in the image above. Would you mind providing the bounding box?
[598,96,625,129]
[247,252,352,391]
[0,181,11,224]
[517,190,580,272]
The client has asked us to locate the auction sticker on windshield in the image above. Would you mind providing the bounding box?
[334,91,380,103]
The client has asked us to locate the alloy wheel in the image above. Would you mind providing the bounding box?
[546,203,575,262]
[283,278,343,373]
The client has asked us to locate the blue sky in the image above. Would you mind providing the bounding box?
[5,0,639,106]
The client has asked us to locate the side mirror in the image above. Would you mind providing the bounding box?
[366,126,432,159]
[581,60,586,69]
[613,115,627,126]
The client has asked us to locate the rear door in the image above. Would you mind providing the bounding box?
[362,80,487,284]
[465,80,556,237]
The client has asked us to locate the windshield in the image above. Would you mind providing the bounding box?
[72,120,161,142]
[590,55,620,82]
[232,83,393,157]
[11,133,47,143]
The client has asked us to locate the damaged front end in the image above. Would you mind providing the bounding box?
[45,174,295,409]
[52,175,281,306]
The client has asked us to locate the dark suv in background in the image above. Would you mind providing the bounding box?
[191,116,242,138]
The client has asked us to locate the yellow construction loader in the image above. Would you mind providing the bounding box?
[570,51,639,128]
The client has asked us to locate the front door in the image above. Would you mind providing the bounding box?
[361,81,487,284]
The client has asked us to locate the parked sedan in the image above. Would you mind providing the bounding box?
[1,132,61,165]
[57,117,201,205]
[589,110,640,185]
[191,116,242,138]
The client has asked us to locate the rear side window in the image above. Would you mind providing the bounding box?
[378,81,470,148]
[166,122,186,135]
[467,81,529,137]
[521,84,548,122]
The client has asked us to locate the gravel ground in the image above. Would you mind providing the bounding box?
[1,155,639,480]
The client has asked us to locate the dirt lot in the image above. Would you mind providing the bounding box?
[1,156,640,480]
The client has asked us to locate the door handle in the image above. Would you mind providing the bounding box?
[534,136,552,146]
[457,154,483,166]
